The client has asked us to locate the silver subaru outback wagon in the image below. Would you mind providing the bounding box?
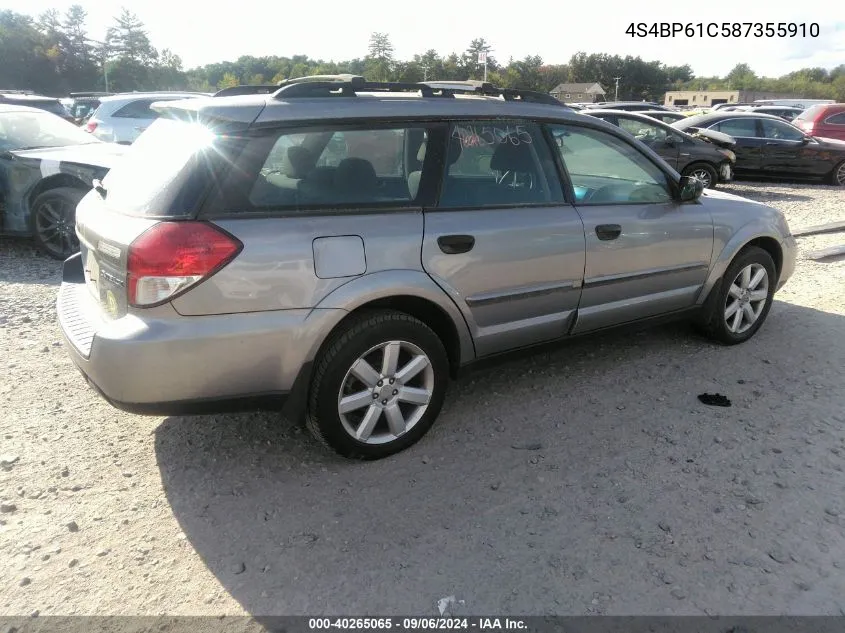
[57,77,797,459]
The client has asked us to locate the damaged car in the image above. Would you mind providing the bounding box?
[0,103,127,259]
[582,109,737,188]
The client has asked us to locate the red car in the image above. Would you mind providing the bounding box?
[794,103,845,141]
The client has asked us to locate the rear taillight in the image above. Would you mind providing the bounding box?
[85,121,98,133]
[127,222,242,307]
[796,120,815,133]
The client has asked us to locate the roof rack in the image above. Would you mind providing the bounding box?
[69,91,113,98]
[269,76,570,107]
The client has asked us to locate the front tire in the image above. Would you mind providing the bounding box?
[306,310,449,459]
[682,162,718,189]
[30,187,85,260]
[698,246,777,345]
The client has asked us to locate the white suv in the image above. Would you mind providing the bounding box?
[84,92,206,144]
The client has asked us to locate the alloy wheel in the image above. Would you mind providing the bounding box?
[337,340,434,445]
[35,197,78,258]
[724,263,769,334]
[689,168,712,188]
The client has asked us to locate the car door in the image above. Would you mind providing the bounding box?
[547,122,714,334]
[758,117,824,178]
[420,119,586,357]
[616,115,681,168]
[707,118,763,175]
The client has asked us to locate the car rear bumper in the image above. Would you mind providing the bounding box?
[56,253,340,416]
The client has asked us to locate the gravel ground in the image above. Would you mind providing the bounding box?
[1,181,845,618]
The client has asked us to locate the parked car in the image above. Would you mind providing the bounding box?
[673,111,845,186]
[84,92,206,144]
[582,109,736,188]
[585,101,672,112]
[636,110,687,124]
[752,99,835,109]
[741,106,803,121]
[65,92,113,125]
[0,90,75,122]
[57,77,796,459]
[0,104,127,258]
[711,103,754,111]
[793,103,845,142]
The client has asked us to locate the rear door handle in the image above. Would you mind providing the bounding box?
[437,234,475,254]
[595,224,622,241]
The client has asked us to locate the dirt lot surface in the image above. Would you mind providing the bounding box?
[2,181,845,618]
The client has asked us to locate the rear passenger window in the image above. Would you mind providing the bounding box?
[437,120,563,208]
[825,113,845,125]
[113,99,160,119]
[712,119,758,137]
[248,126,427,210]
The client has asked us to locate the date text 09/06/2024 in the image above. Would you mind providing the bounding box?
[626,22,820,38]
[308,618,527,630]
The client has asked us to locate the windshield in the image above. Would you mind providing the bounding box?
[0,110,100,151]
[794,105,824,122]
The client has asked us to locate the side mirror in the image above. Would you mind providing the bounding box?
[678,175,704,202]
[801,135,812,144]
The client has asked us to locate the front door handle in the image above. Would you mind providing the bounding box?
[595,224,622,241]
[437,234,475,254]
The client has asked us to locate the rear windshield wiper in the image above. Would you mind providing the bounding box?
[92,178,107,197]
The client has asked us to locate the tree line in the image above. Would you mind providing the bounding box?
[2,8,844,101]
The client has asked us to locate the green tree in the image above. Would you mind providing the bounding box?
[461,38,496,79]
[0,11,56,93]
[217,72,239,89]
[104,9,158,90]
[725,63,757,89]
[365,32,394,81]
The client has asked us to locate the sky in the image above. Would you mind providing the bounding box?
[6,0,845,78]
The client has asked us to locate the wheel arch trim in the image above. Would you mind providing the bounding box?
[696,223,785,306]
[303,269,476,369]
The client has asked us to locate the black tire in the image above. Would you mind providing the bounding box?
[30,187,85,260]
[831,160,845,187]
[697,246,777,345]
[306,310,449,459]
[682,162,719,189]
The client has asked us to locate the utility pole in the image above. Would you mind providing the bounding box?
[613,76,621,102]
[422,64,429,81]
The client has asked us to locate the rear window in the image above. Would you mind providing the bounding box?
[35,100,70,117]
[794,105,824,122]
[101,118,241,217]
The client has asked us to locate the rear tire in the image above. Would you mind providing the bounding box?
[30,187,85,260]
[682,162,718,189]
[831,160,845,187]
[306,310,449,459]
[697,246,777,345]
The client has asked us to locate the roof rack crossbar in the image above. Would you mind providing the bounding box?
[269,77,569,107]
[273,80,442,99]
